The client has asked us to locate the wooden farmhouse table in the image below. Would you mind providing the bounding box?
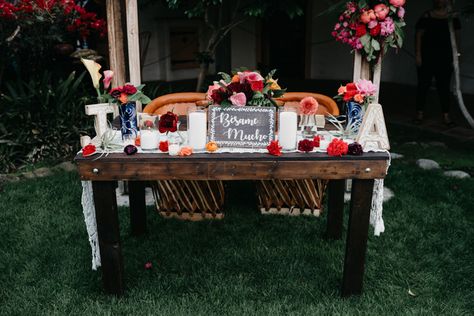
[75,151,389,297]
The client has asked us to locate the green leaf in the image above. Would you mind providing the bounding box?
[372,39,380,51]
[220,99,232,108]
[218,72,232,83]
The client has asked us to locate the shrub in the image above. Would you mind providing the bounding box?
[0,71,94,173]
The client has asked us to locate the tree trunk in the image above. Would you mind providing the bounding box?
[448,5,474,128]
[196,62,210,92]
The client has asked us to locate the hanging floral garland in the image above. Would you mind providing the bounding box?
[331,0,406,63]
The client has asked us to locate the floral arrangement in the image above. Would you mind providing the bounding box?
[299,97,319,115]
[81,58,151,105]
[334,79,377,107]
[331,0,406,63]
[158,112,179,134]
[206,69,286,107]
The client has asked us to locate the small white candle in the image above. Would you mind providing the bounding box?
[168,144,180,156]
[188,111,207,150]
[279,110,297,150]
[140,129,159,150]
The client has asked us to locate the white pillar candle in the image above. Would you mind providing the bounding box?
[188,110,207,150]
[140,130,159,150]
[279,110,298,150]
[168,144,180,156]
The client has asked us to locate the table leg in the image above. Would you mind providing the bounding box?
[92,181,125,296]
[341,179,374,297]
[128,181,147,236]
[326,179,345,240]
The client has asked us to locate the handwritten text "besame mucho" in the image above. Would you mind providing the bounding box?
[219,112,268,142]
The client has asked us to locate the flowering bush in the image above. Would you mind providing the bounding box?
[331,1,406,63]
[206,69,286,107]
[334,79,377,107]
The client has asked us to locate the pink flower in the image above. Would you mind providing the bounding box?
[144,262,152,270]
[334,23,341,30]
[338,85,347,95]
[229,92,247,106]
[103,70,113,90]
[398,7,405,19]
[360,10,376,24]
[380,17,395,36]
[356,79,377,96]
[390,0,406,8]
[238,71,264,84]
[206,82,221,101]
[299,96,319,115]
[368,20,378,29]
[354,94,364,103]
[374,4,389,21]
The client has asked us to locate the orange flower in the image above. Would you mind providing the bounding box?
[206,141,218,152]
[179,146,193,156]
[231,74,240,83]
[337,85,346,95]
[118,92,128,104]
[354,93,364,103]
[267,78,281,90]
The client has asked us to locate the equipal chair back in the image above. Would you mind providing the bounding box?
[143,92,207,116]
[276,92,340,116]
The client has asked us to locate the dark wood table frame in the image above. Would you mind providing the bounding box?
[75,152,389,297]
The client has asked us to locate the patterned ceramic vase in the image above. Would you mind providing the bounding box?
[346,101,364,134]
[119,101,138,140]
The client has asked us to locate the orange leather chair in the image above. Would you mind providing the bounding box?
[276,92,340,116]
[143,92,207,116]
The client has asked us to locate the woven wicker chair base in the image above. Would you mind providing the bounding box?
[256,179,328,216]
[151,180,225,221]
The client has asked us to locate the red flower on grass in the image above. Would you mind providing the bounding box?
[158,112,178,133]
[267,140,282,156]
[327,138,349,157]
[298,139,315,152]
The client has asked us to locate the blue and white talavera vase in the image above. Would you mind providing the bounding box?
[346,101,364,134]
[119,101,138,140]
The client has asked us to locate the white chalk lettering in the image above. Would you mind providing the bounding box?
[219,113,259,128]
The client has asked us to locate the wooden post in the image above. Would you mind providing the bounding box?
[352,52,382,102]
[125,0,142,112]
[341,178,374,297]
[326,180,345,240]
[128,181,147,236]
[92,181,125,296]
[106,0,126,117]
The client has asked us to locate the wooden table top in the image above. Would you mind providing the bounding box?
[75,152,390,181]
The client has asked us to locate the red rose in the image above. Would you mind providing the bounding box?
[250,80,264,92]
[122,84,137,95]
[355,24,367,37]
[110,88,121,98]
[346,83,357,91]
[228,82,253,101]
[210,88,229,104]
[159,140,169,152]
[158,112,178,133]
[313,135,320,147]
[343,89,358,102]
[82,144,96,156]
[370,24,381,37]
[298,139,315,152]
[327,138,349,157]
[267,140,282,156]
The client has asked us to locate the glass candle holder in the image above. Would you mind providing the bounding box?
[139,114,159,151]
[187,108,207,150]
[278,107,298,151]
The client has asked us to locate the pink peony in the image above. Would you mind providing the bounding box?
[206,82,221,101]
[103,70,113,90]
[398,7,405,19]
[368,20,378,29]
[390,0,406,8]
[356,79,377,96]
[374,4,389,21]
[229,92,247,106]
[299,96,319,115]
[238,71,264,84]
[380,17,395,36]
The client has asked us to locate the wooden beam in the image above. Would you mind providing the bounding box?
[106,0,126,87]
[125,0,142,111]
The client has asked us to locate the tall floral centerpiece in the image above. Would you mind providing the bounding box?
[334,79,377,134]
[331,0,406,63]
[206,69,286,107]
[81,58,151,140]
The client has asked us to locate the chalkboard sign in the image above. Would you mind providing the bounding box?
[208,106,276,148]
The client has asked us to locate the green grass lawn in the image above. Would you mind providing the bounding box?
[1,124,473,315]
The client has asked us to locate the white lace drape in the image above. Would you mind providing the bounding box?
[81,181,101,270]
